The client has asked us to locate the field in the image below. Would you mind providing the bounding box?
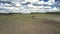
[0,14,60,34]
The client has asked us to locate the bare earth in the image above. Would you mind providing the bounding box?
[0,14,60,34]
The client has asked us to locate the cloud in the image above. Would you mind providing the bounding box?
[15,2,22,6]
[36,1,44,4]
[55,1,60,8]
[25,0,38,3]
[0,0,60,13]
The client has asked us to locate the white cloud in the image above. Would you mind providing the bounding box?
[25,0,38,3]
[44,6,51,8]
[15,2,22,6]
[36,1,44,4]
[0,0,60,13]
[27,4,33,7]
[52,7,59,11]
[44,2,48,4]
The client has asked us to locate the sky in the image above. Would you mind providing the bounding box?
[0,0,60,13]
[0,0,59,2]
[43,0,59,2]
